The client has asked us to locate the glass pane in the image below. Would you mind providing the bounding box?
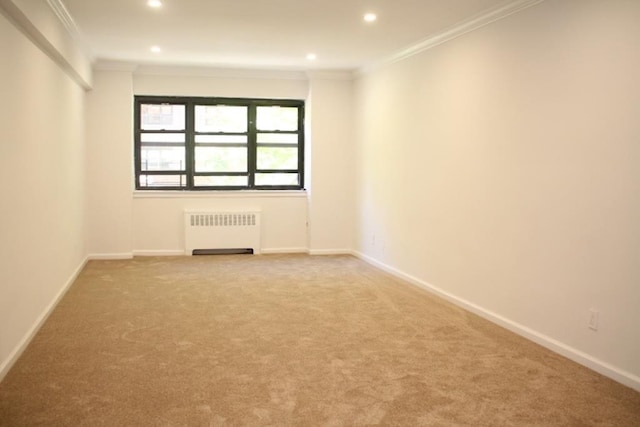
[196,135,247,144]
[141,104,185,131]
[255,173,299,186]
[139,174,186,187]
[257,147,298,170]
[141,133,185,144]
[257,133,298,144]
[195,105,247,132]
[194,176,248,187]
[195,147,247,172]
[256,106,298,131]
[141,147,185,171]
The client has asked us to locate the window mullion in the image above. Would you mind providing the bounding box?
[134,101,142,189]
[185,101,195,189]
[298,104,305,189]
[248,104,257,189]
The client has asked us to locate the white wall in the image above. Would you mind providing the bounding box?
[133,194,308,254]
[85,66,354,256]
[0,8,88,378]
[306,73,355,254]
[354,0,640,388]
[3,0,91,88]
[85,69,134,258]
[132,66,308,99]
[132,69,310,254]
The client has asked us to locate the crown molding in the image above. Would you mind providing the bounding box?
[46,0,92,58]
[358,0,545,76]
[46,0,79,39]
[0,0,92,89]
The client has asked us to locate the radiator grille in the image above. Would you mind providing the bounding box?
[190,213,257,227]
[184,211,261,255]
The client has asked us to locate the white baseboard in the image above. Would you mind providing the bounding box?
[261,247,308,254]
[129,248,355,256]
[308,248,354,255]
[353,251,640,392]
[132,250,186,256]
[88,252,133,260]
[0,255,89,383]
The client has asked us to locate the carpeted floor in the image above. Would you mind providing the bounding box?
[0,254,638,426]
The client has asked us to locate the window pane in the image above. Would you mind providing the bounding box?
[195,105,247,132]
[255,173,299,186]
[141,104,185,131]
[141,147,185,171]
[257,133,298,144]
[257,147,298,170]
[196,135,247,144]
[194,176,248,187]
[256,106,298,131]
[135,96,304,191]
[141,133,185,144]
[195,147,247,172]
[139,174,186,187]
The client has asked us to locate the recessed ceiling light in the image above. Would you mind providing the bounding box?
[147,0,162,8]
[364,13,377,23]
[306,53,317,61]
[150,46,162,53]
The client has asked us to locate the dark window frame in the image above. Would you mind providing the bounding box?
[134,95,305,191]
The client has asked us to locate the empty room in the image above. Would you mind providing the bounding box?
[1,0,639,425]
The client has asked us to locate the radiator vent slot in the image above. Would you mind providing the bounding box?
[190,213,257,228]
[184,211,261,256]
[193,248,254,256]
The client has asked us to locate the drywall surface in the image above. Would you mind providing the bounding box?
[354,0,640,384]
[1,0,91,88]
[129,70,311,254]
[85,70,134,258]
[0,10,87,377]
[87,68,352,256]
[306,75,355,253]
[87,67,355,256]
[132,194,308,254]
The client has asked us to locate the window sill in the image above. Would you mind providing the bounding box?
[133,189,308,199]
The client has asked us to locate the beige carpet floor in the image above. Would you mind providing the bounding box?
[0,254,638,426]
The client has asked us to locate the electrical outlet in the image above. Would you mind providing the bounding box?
[588,309,599,331]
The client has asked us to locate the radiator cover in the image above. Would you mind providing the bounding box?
[184,211,261,255]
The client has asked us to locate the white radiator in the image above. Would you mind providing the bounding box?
[184,211,261,255]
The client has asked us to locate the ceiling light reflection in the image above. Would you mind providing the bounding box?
[364,13,377,23]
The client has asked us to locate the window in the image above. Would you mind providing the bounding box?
[134,96,305,190]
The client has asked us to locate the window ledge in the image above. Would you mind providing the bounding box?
[133,189,307,199]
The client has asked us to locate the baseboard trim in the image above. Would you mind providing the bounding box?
[132,250,186,257]
[88,252,133,260]
[308,248,354,256]
[0,255,89,383]
[261,247,308,255]
[132,249,316,256]
[353,251,640,392]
